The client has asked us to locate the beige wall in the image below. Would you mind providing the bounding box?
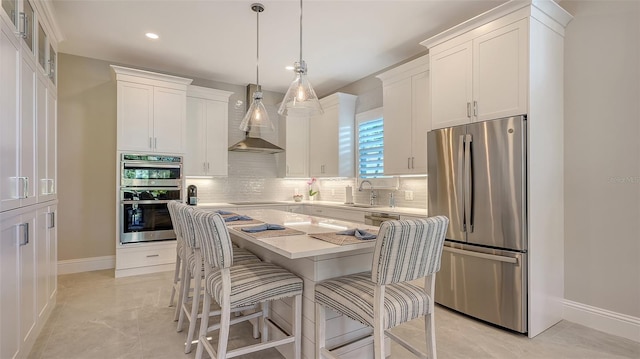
[563,0,640,317]
[58,54,117,260]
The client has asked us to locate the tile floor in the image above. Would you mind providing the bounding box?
[28,270,640,359]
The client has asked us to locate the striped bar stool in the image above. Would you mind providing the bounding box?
[175,204,261,353]
[315,216,448,359]
[167,201,187,321]
[192,211,303,359]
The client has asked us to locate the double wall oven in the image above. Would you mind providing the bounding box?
[119,154,183,244]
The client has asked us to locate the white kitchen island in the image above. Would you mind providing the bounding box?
[220,208,384,359]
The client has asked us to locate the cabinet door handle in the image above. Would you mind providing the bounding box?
[203,162,207,172]
[473,101,478,117]
[407,157,411,169]
[154,137,158,149]
[18,177,29,199]
[17,12,27,39]
[412,157,415,169]
[49,212,56,229]
[207,162,210,172]
[149,137,153,149]
[146,254,160,258]
[19,223,29,246]
[467,102,471,118]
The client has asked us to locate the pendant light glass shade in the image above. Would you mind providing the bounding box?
[241,3,275,132]
[278,60,323,116]
[277,0,323,116]
[240,90,273,132]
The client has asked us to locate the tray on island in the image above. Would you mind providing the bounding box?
[308,229,379,246]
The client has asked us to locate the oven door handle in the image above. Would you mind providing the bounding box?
[120,186,182,191]
[123,163,181,169]
[121,200,174,205]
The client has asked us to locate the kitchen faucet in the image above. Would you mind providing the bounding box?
[358,180,377,206]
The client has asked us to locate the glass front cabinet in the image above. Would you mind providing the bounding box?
[1,0,57,85]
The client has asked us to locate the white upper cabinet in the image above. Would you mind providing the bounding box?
[112,65,193,154]
[427,17,528,130]
[1,18,22,212]
[308,93,357,178]
[185,85,232,177]
[377,55,430,175]
[280,113,309,178]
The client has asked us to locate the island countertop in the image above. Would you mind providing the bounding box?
[220,208,380,259]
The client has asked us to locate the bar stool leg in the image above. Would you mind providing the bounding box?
[184,270,202,353]
[173,256,188,321]
[195,291,211,359]
[293,295,302,359]
[315,303,326,359]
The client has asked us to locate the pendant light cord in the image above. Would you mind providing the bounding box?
[256,8,260,89]
[299,0,303,63]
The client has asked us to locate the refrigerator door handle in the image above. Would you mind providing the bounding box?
[457,135,466,232]
[444,246,519,265]
[464,134,474,232]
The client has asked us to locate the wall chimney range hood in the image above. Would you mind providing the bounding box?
[228,84,284,154]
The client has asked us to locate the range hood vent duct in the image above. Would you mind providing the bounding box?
[228,84,284,154]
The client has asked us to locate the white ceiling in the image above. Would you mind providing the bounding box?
[51,0,507,97]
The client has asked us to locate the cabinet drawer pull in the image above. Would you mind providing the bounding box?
[149,137,153,149]
[19,223,29,246]
[473,101,478,117]
[466,102,471,118]
[48,212,56,229]
[146,254,160,258]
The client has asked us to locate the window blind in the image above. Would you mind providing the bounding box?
[358,118,384,178]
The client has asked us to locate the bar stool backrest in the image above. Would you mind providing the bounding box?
[176,203,198,249]
[371,216,449,285]
[191,211,234,270]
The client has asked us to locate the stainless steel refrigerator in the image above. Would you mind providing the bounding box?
[427,115,527,333]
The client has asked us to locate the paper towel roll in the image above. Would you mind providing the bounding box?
[345,186,354,204]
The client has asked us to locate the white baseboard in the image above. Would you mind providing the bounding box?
[563,299,640,343]
[58,255,116,275]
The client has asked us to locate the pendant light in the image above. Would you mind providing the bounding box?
[277,0,323,116]
[239,3,274,132]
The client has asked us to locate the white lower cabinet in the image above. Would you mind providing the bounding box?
[115,241,177,278]
[0,202,56,359]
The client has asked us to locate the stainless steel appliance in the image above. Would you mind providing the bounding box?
[427,115,528,333]
[119,154,183,244]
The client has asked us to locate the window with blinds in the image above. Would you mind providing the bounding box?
[358,117,384,178]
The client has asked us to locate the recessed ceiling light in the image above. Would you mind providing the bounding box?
[145,33,159,39]
[285,65,295,71]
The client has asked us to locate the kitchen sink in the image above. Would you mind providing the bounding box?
[348,203,380,208]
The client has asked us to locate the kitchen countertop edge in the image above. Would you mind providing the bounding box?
[194,201,427,217]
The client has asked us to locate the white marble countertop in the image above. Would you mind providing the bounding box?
[196,200,427,217]
[220,208,380,259]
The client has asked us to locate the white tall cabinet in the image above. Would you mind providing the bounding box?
[309,93,357,178]
[185,85,233,176]
[376,55,430,175]
[0,0,59,356]
[422,0,572,337]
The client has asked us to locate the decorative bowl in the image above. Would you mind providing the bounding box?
[293,194,303,202]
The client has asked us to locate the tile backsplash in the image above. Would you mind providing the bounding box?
[187,175,427,209]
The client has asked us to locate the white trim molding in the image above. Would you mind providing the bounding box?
[58,255,116,275]
[563,299,640,343]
